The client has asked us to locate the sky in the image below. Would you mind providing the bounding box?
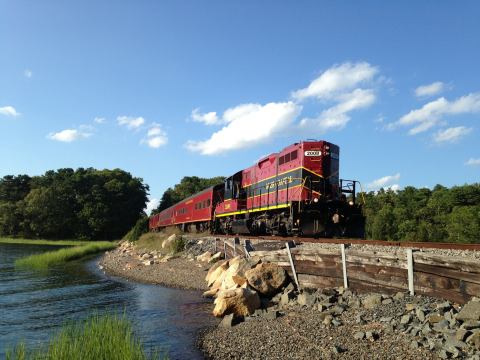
[1,1,479,214]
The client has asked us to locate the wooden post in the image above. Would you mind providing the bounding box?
[214,238,217,253]
[233,237,236,256]
[286,242,299,288]
[242,239,250,258]
[341,244,348,289]
[407,248,414,295]
[223,240,227,259]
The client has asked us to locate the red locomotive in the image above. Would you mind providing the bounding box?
[149,140,364,237]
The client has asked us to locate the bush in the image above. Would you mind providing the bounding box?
[124,217,149,242]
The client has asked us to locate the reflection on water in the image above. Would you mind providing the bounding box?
[0,244,215,359]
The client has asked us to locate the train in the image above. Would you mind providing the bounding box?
[149,140,365,237]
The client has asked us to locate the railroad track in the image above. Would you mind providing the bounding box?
[212,234,480,251]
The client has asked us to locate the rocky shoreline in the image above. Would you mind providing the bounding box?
[100,237,480,359]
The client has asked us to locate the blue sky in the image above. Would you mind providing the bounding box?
[1,1,479,213]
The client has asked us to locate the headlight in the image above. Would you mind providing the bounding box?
[313,197,319,203]
[348,200,354,206]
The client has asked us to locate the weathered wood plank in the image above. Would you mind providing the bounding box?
[415,263,480,285]
[414,286,471,304]
[414,272,480,297]
[297,274,342,289]
[348,279,405,295]
[414,253,480,273]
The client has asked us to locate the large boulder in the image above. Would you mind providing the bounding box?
[245,262,287,296]
[221,257,259,290]
[205,259,229,286]
[197,251,213,262]
[362,294,383,309]
[162,234,177,249]
[213,287,261,317]
[456,299,480,322]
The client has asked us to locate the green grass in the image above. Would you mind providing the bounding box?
[6,313,166,360]
[0,238,95,246]
[15,242,117,269]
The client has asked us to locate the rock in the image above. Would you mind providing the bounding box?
[142,259,154,266]
[160,255,174,262]
[330,305,346,316]
[213,287,261,317]
[422,323,432,336]
[379,316,393,323]
[322,314,333,326]
[455,329,470,342]
[466,332,480,350]
[218,314,234,328]
[221,258,259,291]
[401,314,412,325]
[405,303,416,312]
[203,288,220,298]
[365,331,378,341]
[196,251,213,262]
[280,291,294,307]
[416,308,426,322]
[206,260,229,285]
[356,314,366,325]
[393,292,405,300]
[362,294,382,309]
[410,340,420,349]
[298,292,317,307]
[382,298,393,305]
[427,313,444,324]
[438,349,449,359]
[461,320,480,330]
[456,300,480,322]
[162,234,177,249]
[437,301,452,313]
[209,252,223,263]
[434,319,450,332]
[141,253,153,259]
[445,335,467,350]
[332,319,342,327]
[245,262,287,296]
[354,331,365,340]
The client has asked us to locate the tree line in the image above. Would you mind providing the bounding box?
[361,184,480,243]
[0,168,148,240]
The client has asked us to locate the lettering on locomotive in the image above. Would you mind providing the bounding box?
[265,175,293,191]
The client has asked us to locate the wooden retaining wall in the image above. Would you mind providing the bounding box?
[213,237,480,304]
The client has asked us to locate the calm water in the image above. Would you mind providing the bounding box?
[0,243,216,359]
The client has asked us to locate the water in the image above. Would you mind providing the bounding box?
[0,244,215,359]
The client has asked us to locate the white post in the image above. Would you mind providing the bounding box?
[407,248,414,296]
[286,242,299,288]
[232,238,236,256]
[341,244,348,289]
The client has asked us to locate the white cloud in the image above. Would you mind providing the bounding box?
[146,198,159,215]
[0,106,20,117]
[300,88,376,132]
[24,69,33,78]
[94,117,106,124]
[291,62,378,101]
[415,81,445,98]
[465,158,480,166]
[433,126,472,144]
[391,93,480,135]
[186,101,301,155]
[117,116,145,130]
[142,123,168,149]
[191,108,220,125]
[367,173,401,191]
[47,128,92,143]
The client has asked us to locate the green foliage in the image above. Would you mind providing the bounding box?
[124,217,149,242]
[153,176,224,213]
[0,168,149,240]
[169,236,186,254]
[361,183,480,243]
[15,242,117,269]
[6,313,165,360]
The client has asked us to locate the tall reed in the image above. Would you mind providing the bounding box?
[6,313,165,360]
[15,242,117,269]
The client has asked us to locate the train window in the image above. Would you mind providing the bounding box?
[291,150,297,161]
[279,156,285,165]
[203,200,207,208]
[207,199,211,207]
[284,152,291,163]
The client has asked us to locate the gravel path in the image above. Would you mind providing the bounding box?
[198,307,438,360]
[100,245,210,290]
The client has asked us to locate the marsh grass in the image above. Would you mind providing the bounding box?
[6,313,165,360]
[0,238,94,246]
[15,242,117,269]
